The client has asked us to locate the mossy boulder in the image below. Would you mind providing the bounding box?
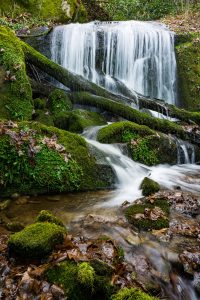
[140,177,160,196]
[97,122,177,166]
[48,89,72,117]
[111,287,157,300]
[176,34,200,110]
[36,210,65,227]
[46,260,113,300]
[0,120,108,197]
[0,0,88,23]
[8,222,65,258]
[0,26,33,120]
[125,199,169,231]
[97,121,154,144]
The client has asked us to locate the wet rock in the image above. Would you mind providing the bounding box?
[140,177,160,197]
[179,250,200,273]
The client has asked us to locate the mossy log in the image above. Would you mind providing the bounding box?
[22,42,200,125]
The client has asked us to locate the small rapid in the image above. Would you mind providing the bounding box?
[83,126,200,206]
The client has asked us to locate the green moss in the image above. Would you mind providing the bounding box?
[69,109,106,133]
[0,120,106,196]
[176,34,200,110]
[33,109,54,126]
[0,26,33,120]
[46,260,113,300]
[8,222,65,258]
[140,177,160,196]
[111,287,157,300]
[78,262,95,288]
[125,199,169,231]
[97,121,154,144]
[34,98,46,110]
[36,210,65,227]
[0,0,88,23]
[48,89,72,117]
[71,92,185,139]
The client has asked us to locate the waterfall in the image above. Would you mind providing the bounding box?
[51,21,177,104]
[176,139,195,164]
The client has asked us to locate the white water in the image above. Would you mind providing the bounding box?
[83,127,200,207]
[51,21,177,104]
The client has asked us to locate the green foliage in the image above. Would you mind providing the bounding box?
[8,222,65,258]
[46,260,113,300]
[97,121,154,144]
[0,26,33,120]
[125,199,170,231]
[78,262,95,288]
[140,177,160,196]
[33,109,54,127]
[111,287,157,300]
[102,0,198,21]
[36,210,65,227]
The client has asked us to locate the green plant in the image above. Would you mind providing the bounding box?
[130,138,159,166]
[111,287,157,300]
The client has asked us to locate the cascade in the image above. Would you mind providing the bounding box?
[176,139,195,164]
[51,21,177,104]
[83,127,200,206]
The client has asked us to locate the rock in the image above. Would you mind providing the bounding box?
[36,210,65,228]
[16,196,29,205]
[6,222,24,232]
[50,284,65,299]
[11,193,20,200]
[140,177,160,197]
[0,199,11,211]
[8,222,66,258]
[90,258,115,276]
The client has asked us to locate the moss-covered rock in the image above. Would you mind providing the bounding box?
[140,177,160,197]
[46,260,113,300]
[0,26,33,120]
[111,287,157,300]
[0,0,88,23]
[34,98,46,110]
[97,122,177,166]
[8,222,65,258]
[125,198,169,231]
[36,210,65,227]
[176,34,200,110]
[97,121,154,144]
[0,120,108,196]
[48,89,72,117]
[33,109,54,126]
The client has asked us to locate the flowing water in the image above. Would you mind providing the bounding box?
[51,21,177,104]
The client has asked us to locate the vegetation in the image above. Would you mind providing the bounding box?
[0,0,88,24]
[48,89,72,117]
[36,210,65,227]
[0,26,33,120]
[111,287,157,300]
[8,222,65,258]
[140,177,160,196]
[125,199,170,231]
[176,34,200,110]
[101,0,199,21]
[46,260,114,300]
